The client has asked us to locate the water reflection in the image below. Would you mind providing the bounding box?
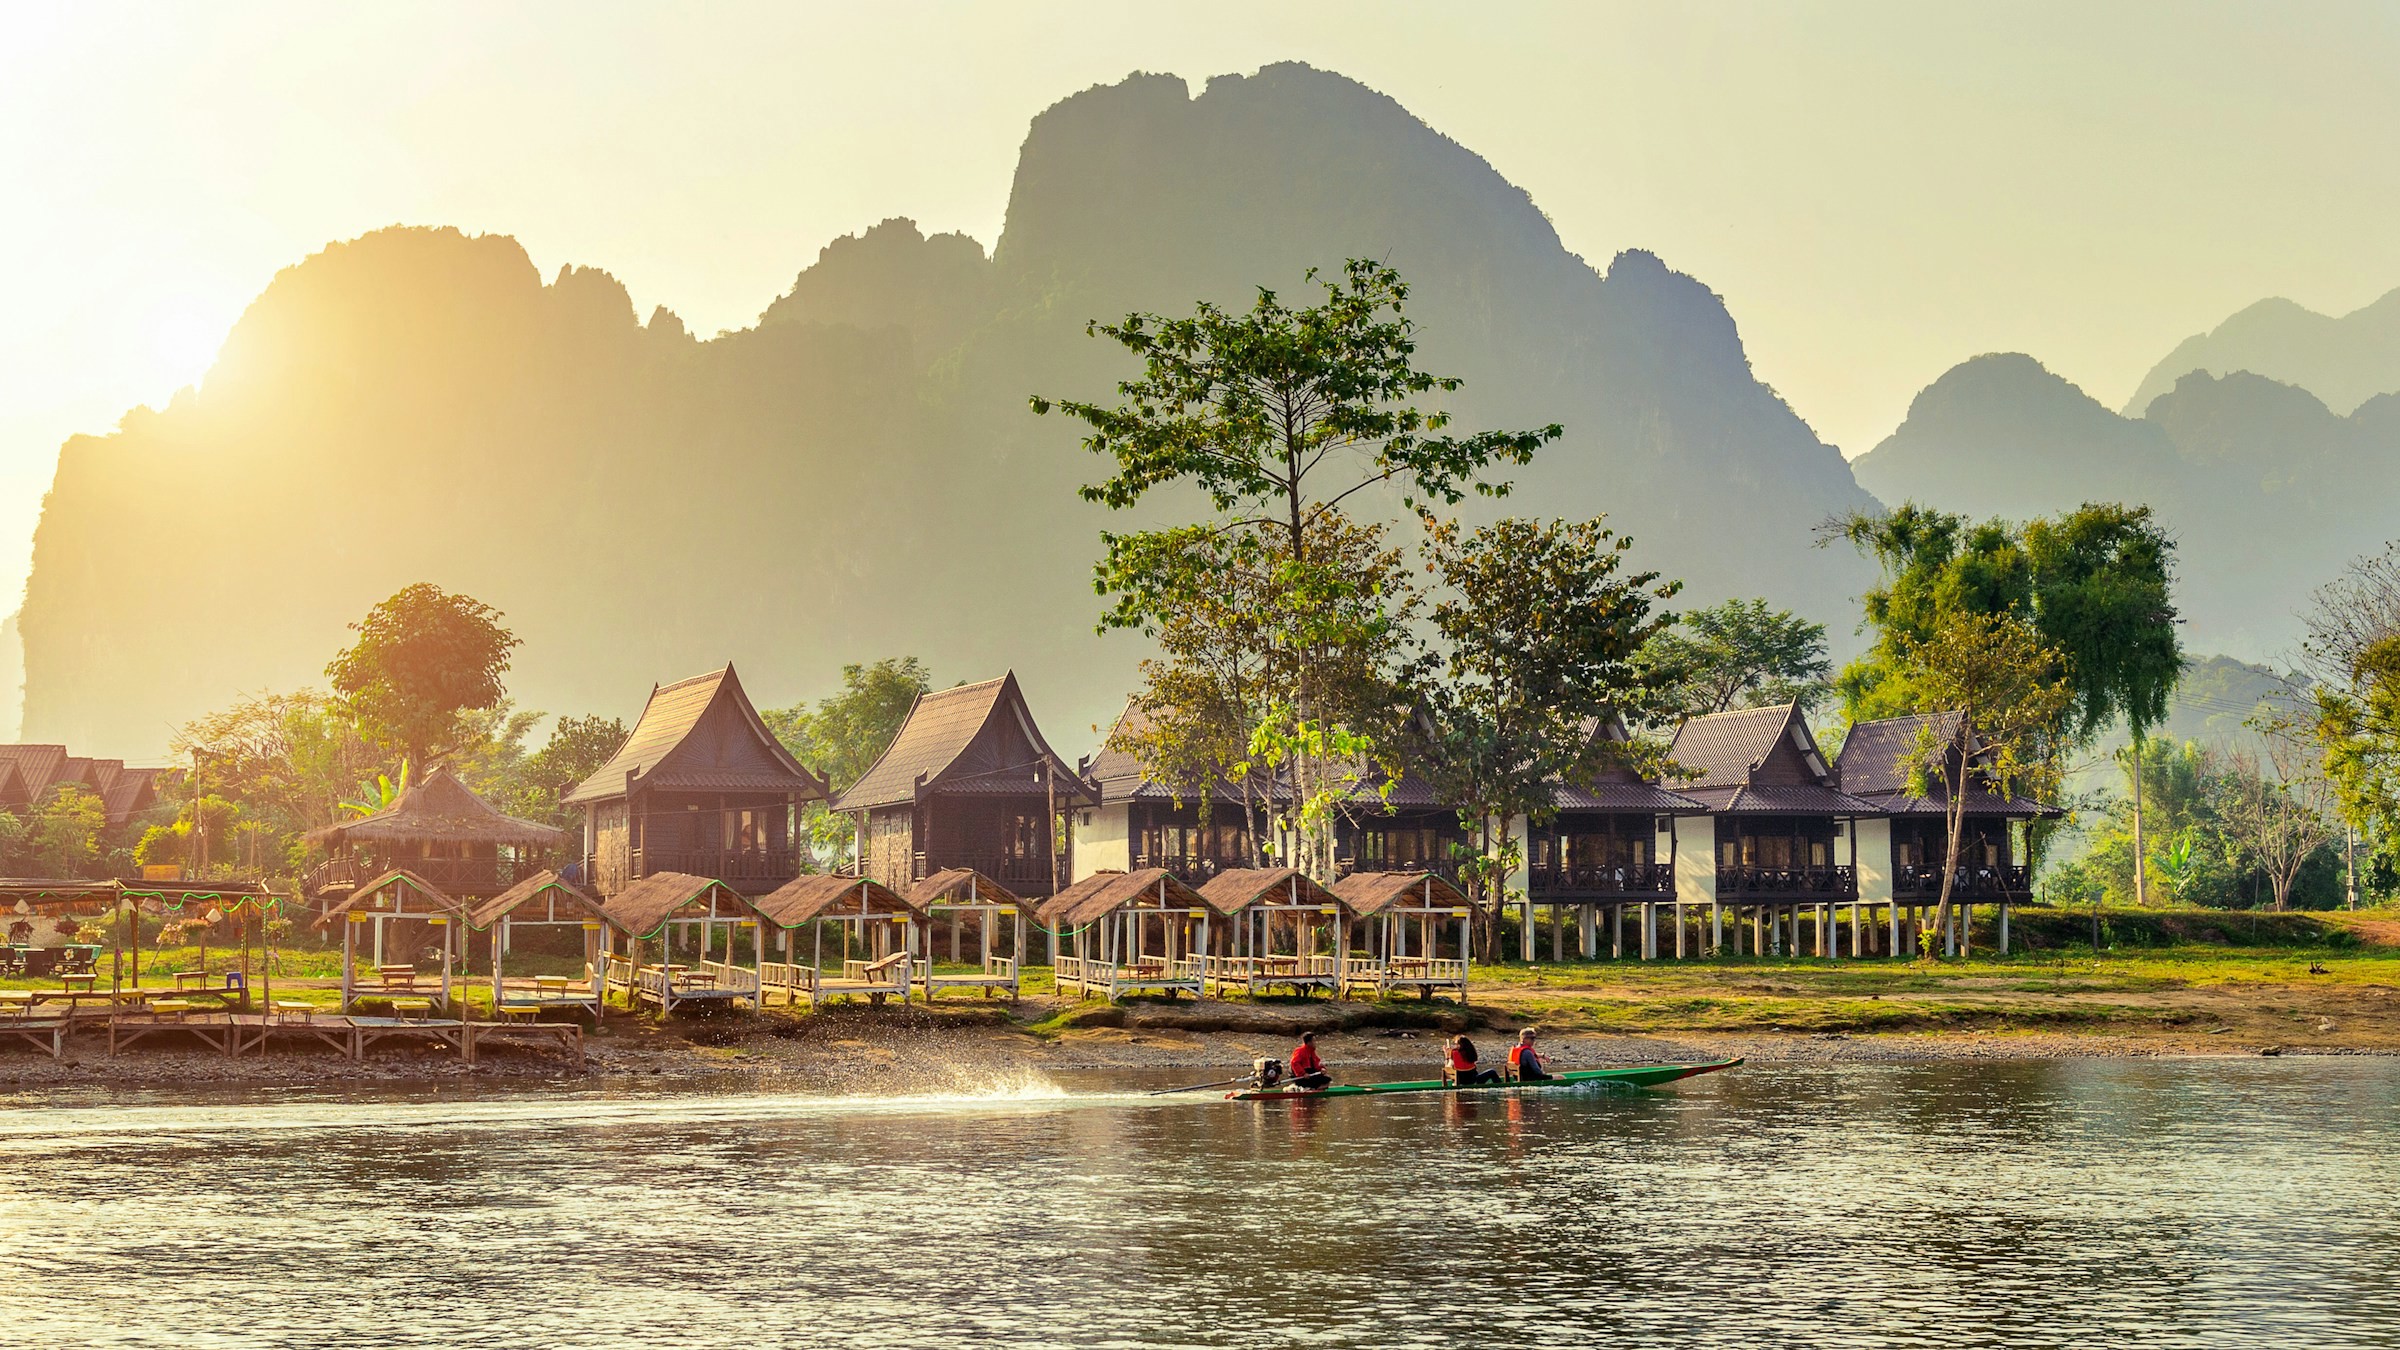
[0,1059,2395,1349]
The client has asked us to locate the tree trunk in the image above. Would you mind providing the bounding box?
[1932,787,1967,960]
[2129,727,2149,908]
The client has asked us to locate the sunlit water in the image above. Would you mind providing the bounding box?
[2,1058,2396,1349]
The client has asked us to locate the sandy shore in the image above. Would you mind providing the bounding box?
[3,983,2392,1094]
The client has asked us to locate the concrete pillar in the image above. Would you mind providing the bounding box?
[1521,895,1535,962]
[1642,903,1657,960]
[2000,900,2011,956]
[1674,902,1688,959]
[1579,905,1597,960]
[1612,904,1624,959]
[1962,904,1973,960]
[1711,902,1723,954]
[1888,902,1901,959]
[1551,905,1565,964]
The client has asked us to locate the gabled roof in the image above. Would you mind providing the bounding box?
[316,868,464,922]
[835,672,1091,812]
[468,870,622,932]
[1194,867,1343,918]
[1084,700,1282,807]
[95,767,161,826]
[1666,703,1875,816]
[307,766,568,849]
[1838,712,2062,819]
[598,871,764,938]
[1034,868,1207,928]
[907,867,1023,909]
[1551,781,1710,813]
[563,665,828,805]
[0,746,69,798]
[753,874,919,926]
[1330,870,1476,917]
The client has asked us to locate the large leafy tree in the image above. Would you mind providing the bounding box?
[1636,597,1830,722]
[1034,260,1558,879]
[765,658,933,868]
[508,714,631,830]
[1415,515,1681,930]
[325,583,520,767]
[2023,504,2182,902]
[2302,543,2400,892]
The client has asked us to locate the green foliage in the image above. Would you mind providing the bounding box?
[325,583,520,765]
[2056,738,2343,910]
[1636,597,1830,722]
[339,761,412,819]
[506,714,629,829]
[2303,544,2400,892]
[14,785,109,878]
[1414,515,1681,908]
[133,823,186,868]
[2024,503,2183,743]
[765,658,933,867]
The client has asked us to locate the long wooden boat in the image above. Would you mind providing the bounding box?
[1227,1058,1741,1101]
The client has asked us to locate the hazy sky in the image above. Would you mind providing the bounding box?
[5,1,2397,616]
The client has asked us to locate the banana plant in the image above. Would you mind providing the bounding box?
[339,759,412,819]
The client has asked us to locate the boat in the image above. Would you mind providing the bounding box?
[1226,1058,1741,1101]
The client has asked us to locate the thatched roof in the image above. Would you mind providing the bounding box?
[1194,867,1343,918]
[907,867,1022,909]
[597,871,764,938]
[1035,868,1207,928]
[306,767,567,850]
[0,878,285,916]
[753,874,919,926]
[316,868,464,923]
[563,665,826,805]
[467,870,622,932]
[1330,870,1475,918]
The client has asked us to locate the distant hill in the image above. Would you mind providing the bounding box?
[2125,287,2400,417]
[1852,353,2400,660]
[18,63,1874,758]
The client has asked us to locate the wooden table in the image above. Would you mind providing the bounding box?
[59,973,96,993]
[173,971,217,991]
[375,965,419,991]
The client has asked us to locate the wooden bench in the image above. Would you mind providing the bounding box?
[389,998,435,1021]
[271,1001,322,1023]
[147,1000,196,1022]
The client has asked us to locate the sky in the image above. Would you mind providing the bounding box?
[4,0,2398,624]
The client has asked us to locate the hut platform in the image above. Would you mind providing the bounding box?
[350,1015,468,1060]
[0,1017,67,1058]
[607,956,761,1011]
[762,953,913,1008]
[228,1012,360,1060]
[1051,955,1203,1001]
[921,960,1018,999]
[107,1008,247,1056]
[1338,958,1470,1001]
[1200,955,1338,999]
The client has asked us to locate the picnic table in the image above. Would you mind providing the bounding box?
[59,973,96,993]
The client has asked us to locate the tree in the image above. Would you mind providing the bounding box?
[2222,735,2339,912]
[2303,544,2400,892]
[1415,515,1681,932]
[1637,597,1829,723]
[508,714,629,829]
[765,658,933,868]
[325,583,520,767]
[1828,505,2035,719]
[2024,504,2182,904]
[1893,609,2073,954]
[1034,260,1558,879]
[26,786,108,878]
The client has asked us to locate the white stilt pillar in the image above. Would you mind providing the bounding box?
[1642,903,1657,960]
[1710,902,1723,954]
[2000,900,2011,956]
[1612,905,1624,959]
[1580,905,1597,959]
[1674,901,1687,959]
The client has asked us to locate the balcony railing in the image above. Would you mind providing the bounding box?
[630,846,799,886]
[915,851,1058,896]
[1717,865,1857,898]
[1527,861,1675,898]
[1894,864,2031,899]
[1132,852,1257,886]
[304,855,538,897]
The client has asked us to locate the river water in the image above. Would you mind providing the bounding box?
[1,1057,2395,1349]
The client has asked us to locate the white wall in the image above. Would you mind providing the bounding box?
[1675,815,1719,908]
[1071,803,1129,882]
[1854,817,1894,907]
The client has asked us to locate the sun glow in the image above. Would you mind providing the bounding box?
[144,303,232,394]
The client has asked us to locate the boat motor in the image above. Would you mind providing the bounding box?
[1251,1057,1284,1089]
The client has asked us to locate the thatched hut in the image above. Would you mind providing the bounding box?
[1194,867,1348,997]
[594,872,767,1012]
[1331,871,1477,1001]
[1035,868,1209,1001]
[319,868,468,1013]
[751,874,921,1008]
[305,767,566,902]
[906,867,1027,999]
[468,871,627,1019]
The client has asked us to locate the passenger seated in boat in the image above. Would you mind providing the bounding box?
[1446,1035,1498,1086]
[1287,1031,1331,1091]
[1508,1029,1551,1082]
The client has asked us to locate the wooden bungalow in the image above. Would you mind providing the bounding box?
[1329,871,1476,1001]
[1072,701,1281,885]
[906,868,1027,1000]
[1666,703,1879,959]
[1036,868,1210,1001]
[0,746,161,826]
[594,871,768,1012]
[1193,868,1348,998]
[1523,719,1711,961]
[305,766,567,901]
[1838,712,2064,957]
[319,869,467,1014]
[467,870,626,1019]
[563,665,829,898]
[751,874,921,1008]
[834,673,1092,900]
[1330,768,1472,885]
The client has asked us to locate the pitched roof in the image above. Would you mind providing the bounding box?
[835,672,1091,811]
[316,868,465,922]
[307,767,568,848]
[1837,713,2063,819]
[1550,780,1709,813]
[1194,867,1342,917]
[0,746,69,803]
[1665,704,1821,789]
[1084,700,1282,806]
[1676,782,1881,815]
[467,870,622,931]
[597,871,764,938]
[96,767,161,827]
[1329,870,1476,917]
[1033,868,1207,928]
[753,874,919,926]
[563,665,828,805]
[907,867,1023,909]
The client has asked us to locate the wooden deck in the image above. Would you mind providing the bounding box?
[1339,957,1470,1001]
[1053,954,1203,1001]
[1200,954,1339,998]
[762,954,913,1008]
[921,956,1017,1000]
[0,1008,588,1068]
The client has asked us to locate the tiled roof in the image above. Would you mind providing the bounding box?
[564,665,827,805]
[835,672,1089,812]
[1329,870,1476,917]
[1676,783,1879,815]
[1193,867,1341,917]
[1085,701,1281,807]
[1550,781,1709,813]
[1869,790,2063,819]
[1835,712,1963,796]
[1664,704,1807,789]
[0,746,69,798]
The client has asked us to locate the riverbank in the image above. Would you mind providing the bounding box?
[4,944,2396,1092]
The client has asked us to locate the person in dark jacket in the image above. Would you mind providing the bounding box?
[1508,1028,1552,1082]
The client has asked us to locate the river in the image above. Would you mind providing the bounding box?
[1,1057,2394,1348]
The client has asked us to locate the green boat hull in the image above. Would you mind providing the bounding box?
[1226,1057,1741,1101]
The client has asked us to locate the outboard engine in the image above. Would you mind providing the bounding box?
[1252,1057,1284,1089]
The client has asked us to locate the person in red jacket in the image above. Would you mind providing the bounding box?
[1507,1028,1552,1082]
[1288,1031,1331,1090]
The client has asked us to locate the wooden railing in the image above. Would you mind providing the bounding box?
[1526,861,1675,898]
[626,846,798,885]
[1717,865,1858,898]
[915,851,1056,894]
[1894,864,2031,899]
[305,855,539,897]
